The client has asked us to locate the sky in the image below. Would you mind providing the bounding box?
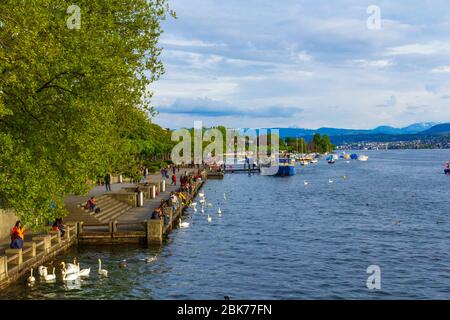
[150,0,450,129]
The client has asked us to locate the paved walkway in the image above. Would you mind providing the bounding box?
[0,168,200,252]
[118,168,198,222]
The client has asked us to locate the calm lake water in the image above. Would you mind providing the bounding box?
[1,150,450,300]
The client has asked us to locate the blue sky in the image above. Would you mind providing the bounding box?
[150,0,450,129]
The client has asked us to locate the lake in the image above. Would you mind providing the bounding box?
[1,150,450,299]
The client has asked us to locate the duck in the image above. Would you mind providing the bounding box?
[207,214,212,223]
[44,268,56,282]
[77,263,91,277]
[38,265,48,277]
[118,259,128,269]
[98,259,108,277]
[27,268,36,284]
[179,219,190,228]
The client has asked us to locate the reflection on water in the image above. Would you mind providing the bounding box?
[1,150,450,299]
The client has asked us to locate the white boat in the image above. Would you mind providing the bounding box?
[358,155,369,161]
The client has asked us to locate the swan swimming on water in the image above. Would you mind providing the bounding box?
[223,193,227,200]
[217,208,222,215]
[98,259,108,277]
[38,265,48,277]
[304,181,308,186]
[44,268,56,282]
[328,179,334,184]
[207,214,212,223]
[77,263,91,277]
[27,268,36,284]
[60,262,78,275]
[179,219,190,228]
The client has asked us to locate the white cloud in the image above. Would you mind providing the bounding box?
[384,42,450,56]
[350,59,394,68]
[432,66,450,73]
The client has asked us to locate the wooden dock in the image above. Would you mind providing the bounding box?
[0,168,207,290]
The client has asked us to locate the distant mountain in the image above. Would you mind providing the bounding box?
[276,122,440,138]
[402,122,437,134]
[419,123,450,135]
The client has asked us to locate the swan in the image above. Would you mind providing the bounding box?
[38,265,48,277]
[217,208,222,215]
[98,259,108,277]
[193,207,197,212]
[77,263,90,277]
[199,199,205,204]
[27,268,36,284]
[191,202,197,207]
[207,203,212,207]
[304,181,308,186]
[62,270,79,282]
[44,268,56,282]
[207,214,212,223]
[199,192,204,197]
[328,179,334,184]
[60,262,78,275]
[223,193,227,200]
[179,219,190,228]
[201,207,205,214]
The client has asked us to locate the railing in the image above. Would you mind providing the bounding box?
[0,223,78,285]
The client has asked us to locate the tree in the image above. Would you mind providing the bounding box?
[0,0,174,227]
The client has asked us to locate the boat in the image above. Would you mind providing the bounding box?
[350,153,359,160]
[260,157,295,176]
[358,155,369,161]
[326,155,336,164]
[310,159,318,164]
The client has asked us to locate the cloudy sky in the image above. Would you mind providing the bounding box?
[150,0,450,129]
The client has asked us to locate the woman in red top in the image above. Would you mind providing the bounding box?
[10,220,24,249]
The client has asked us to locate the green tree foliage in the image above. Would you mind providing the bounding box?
[0,0,174,226]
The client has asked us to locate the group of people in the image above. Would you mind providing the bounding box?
[9,218,66,249]
[150,171,201,225]
[161,164,181,186]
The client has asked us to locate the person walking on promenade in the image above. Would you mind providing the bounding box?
[171,173,177,186]
[105,173,111,191]
[10,221,25,249]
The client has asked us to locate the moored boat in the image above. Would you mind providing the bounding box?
[358,155,369,161]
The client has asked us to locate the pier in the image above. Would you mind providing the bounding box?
[0,167,207,290]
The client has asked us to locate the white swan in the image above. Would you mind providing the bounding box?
[207,214,212,223]
[223,193,227,200]
[98,259,108,277]
[304,181,308,186]
[199,199,205,204]
[44,268,56,282]
[179,219,190,228]
[60,262,78,275]
[207,203,212,207]
[193,207,197,212]
[328,179,334,184]
[62,270,79,282]
[217,208,222,215]
[191,202,197,207]
[199,192,204,197]
[27,268,36,284]
[77,263,90,277]
[38,265,48,277]
[201,207,205,214]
